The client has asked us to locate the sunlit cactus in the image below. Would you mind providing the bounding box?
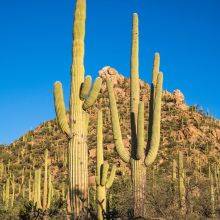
[4,178,10,209]
[43,149,48,210]
[95,110,116,220]
[0,162,4,180]
[209,166,216,217]
[106,13,163,217]
[33,168,42,209]
[178,151,186,214]
[11,174,15,207]
[28,173,32,202]
[47,171,53,209]
[53,0,102,217]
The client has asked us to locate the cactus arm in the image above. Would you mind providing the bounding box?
[80,75,92,100]
[106,165,116,189]
[152,53,160,87]
[54,82,71,138]
[43,149,48,210]
[83,77,102,110]
[145,72,163,166]
[130,13,139,115]
[106,78,130,163]
[83,112,89,135]
[95,175,100,186]
[80,76,92,100]
[178,151,186,212]
[100,163,109,186]
[97,110,104,180]
[136,102,145,160]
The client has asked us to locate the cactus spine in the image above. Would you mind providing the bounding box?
[106,13,163,217]
[96,110,116,220]
[53,0,102,217]
[178,151,186,214]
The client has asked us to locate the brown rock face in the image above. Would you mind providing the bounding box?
[173,89,188,110]
[99,66,125,85]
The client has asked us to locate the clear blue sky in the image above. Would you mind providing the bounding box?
[0,0,219,144]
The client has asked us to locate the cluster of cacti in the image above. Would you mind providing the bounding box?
[95,110,116,220]
[207,163,220,217]
[1,0,219,219]
[53,0,102,217]
[51,0,163,218]
[31,149,54,209]
[106,13,163,217]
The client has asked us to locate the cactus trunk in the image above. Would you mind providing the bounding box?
[96,110,116,220]
[106,12,163,218]
[178,152,186,214]
[131,160,147,217]
[43,149,48,210]
[210,169,216,217]
[54,0,101,217]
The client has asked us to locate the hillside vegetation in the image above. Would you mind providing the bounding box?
[0,67,219,219]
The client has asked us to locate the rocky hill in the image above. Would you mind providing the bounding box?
[2,66,220,180]
[0,66,220,218]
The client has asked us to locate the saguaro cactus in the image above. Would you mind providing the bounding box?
[178,151,186,214]
[0,162,4,180]
[209,168,216,217]
[53,0,102,217]
[43,149,48,210]
[11,174,15,207]
[106,13,163,217]
[96,110,116,220]
[34,169,42,209]
[4,179,10,209]
[47,172,53,209]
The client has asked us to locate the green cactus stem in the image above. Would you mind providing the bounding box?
[208,166,215,218]
[0,162,4,180]
[53,0,102,217]
[28,176,32,201]
[178,152,186,214]
[43,149,48,210]
[11,174,15,207]
[5,178,10,209]
[106,13,163,218]
[34,169,42,209]
[96,110,116,220]
[47,171,53,209]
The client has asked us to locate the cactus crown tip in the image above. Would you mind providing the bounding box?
[54,81,61,86]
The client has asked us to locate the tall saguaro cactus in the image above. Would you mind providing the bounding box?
[53,0,102,217]
[106,13,163,217]
[96,110,116,220]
